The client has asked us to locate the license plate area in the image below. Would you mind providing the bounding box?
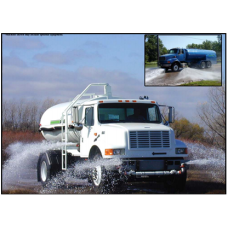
[138,160,164,171]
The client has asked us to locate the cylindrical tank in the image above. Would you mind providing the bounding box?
[40,102,80,143]
[186,49,217,63]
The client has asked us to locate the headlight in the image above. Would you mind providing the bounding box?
[175,148,188,154]
[105,149,125,155]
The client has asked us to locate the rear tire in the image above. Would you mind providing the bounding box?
[206,61,211,68]
[38,152,64,188]
[200,61,206,69]
[38,154,51,187]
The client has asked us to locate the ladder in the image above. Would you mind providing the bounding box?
[61,83,112,170]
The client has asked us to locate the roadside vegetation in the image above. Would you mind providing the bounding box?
[181,80,221,86]
[145,61,157,68]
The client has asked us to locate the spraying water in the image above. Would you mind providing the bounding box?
[2,141,122,193]
[185,142,225,183]
[2,140,225,193]
[145,68,164,83]
[2,141,73,190]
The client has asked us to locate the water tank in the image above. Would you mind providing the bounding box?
[186,49,217,63]
[40,102,80,143]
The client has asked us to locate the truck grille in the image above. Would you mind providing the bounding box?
[159,57,166,61]
[129,131,170,149]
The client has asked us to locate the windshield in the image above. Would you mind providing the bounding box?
[98,103,162,123]
[169,49,178,54]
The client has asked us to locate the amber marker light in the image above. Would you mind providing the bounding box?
[132,100,137,102]
[99,101,103,103]
[118,100,122,102]
[105,149,113,155]
[125,100,130,102]
[151,101,156,104]
[94,133,97,136]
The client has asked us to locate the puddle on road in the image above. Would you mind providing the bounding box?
[145,66,221,85]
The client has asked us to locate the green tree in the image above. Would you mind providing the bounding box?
[145,35,168,62]
[170,117,204,141]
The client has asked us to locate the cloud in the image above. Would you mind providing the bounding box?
[83,40,106,49]
[2,64,210,121]
[33,49,101,65]
[3,35,46,49]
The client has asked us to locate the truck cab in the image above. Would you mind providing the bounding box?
[158,48,186,72]
[38,83,188,193]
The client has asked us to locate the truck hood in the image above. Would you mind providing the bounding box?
[101,123,172,131]
[160,54,176,59]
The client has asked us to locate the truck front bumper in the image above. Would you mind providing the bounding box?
[159,63,171,68]
[117,159,189,178]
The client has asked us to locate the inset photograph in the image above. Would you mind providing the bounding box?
[145,34,223,86]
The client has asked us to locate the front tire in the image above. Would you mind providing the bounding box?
[90,153,110,193]
[172,63,179,72]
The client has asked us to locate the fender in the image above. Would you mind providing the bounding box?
[89,145,103,159]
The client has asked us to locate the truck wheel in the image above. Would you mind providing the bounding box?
[90,153,110,193]
[38,153,51,187]
[172,63,179,72]
[206,61,211,68]
[200,61,206,69]
[38,152,64,188]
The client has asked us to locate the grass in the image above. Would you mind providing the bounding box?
[145,62,158,68]
[181,80,221,86]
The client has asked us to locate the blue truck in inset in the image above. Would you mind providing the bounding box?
[158,48,217,72]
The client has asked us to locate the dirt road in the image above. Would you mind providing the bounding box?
[2,166,225,194]
[145,64,222,86]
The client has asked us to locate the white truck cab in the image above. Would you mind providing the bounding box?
[38,83,188,193]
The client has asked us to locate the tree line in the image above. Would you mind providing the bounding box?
[2,98,61,132]
[186,35,222,60]
[2,86,225,150]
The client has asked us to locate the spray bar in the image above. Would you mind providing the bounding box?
[126,169,184,177]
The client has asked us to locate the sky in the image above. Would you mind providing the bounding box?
[2,34,226,122]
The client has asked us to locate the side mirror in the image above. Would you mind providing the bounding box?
[72,107,79,123]
[73,123,83,131]
[168,107,175,123]
[72,107,83,131]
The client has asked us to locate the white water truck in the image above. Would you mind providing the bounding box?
[38,83,188,193]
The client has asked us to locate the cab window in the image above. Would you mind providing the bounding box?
[85,107,94,126]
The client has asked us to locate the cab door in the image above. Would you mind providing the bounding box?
[178,49,186,62]
[80,106,95,157]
